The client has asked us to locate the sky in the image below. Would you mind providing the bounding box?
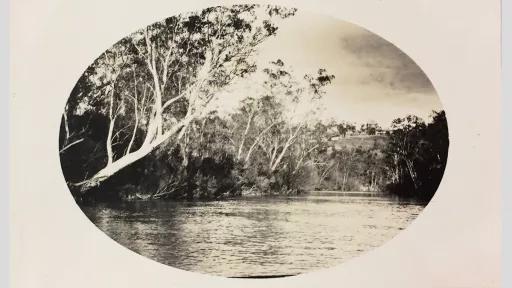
[213,9,443,128]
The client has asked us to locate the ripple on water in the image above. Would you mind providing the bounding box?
[82,194,424,277]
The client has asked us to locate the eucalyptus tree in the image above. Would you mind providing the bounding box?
[385,115,427,190]
[63,5,297,191]
[383,112,448,199]
[256,61,335,173]
[229,60,334,175]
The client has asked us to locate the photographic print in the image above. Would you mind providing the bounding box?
[59,4,449,278]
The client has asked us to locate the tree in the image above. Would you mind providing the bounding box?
[383,111,448,200]
[386,115,426,188]
[252,61,335,173]
[63,5,298,191]
[336,121,356,138]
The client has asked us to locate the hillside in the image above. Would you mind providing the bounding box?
[334,135,388,150]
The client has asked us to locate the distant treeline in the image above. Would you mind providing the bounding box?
[60,107,448,203]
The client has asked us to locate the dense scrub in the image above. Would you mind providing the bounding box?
[383,111,449,201]
[61,111,448,203]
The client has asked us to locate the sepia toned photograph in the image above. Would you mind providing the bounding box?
[59,4,449,278]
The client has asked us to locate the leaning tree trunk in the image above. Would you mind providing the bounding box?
[76,116,193,191]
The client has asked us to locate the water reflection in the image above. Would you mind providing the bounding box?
[81,193,424,277]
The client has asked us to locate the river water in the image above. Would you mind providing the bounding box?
[81,192,424,277]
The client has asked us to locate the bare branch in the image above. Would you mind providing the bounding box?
[59,138,84,154]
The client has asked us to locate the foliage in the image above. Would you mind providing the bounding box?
[383,111,449,201]
[60,5,298,192]
[59,5,448,204]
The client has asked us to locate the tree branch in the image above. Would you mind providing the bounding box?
[59,139,84,153]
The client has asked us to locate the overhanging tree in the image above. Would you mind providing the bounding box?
[64,5,297,191]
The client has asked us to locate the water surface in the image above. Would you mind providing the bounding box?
[81,192,423,277]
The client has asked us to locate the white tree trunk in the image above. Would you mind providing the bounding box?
[78,116,194,190]
[78,39,217,192]
[63,106,70,142]
[237,109,255,160]
[106,87,116,165]
[270,126,301,172]
[293,144,319,173]
[126,68,139,154]
[243,122,276,166]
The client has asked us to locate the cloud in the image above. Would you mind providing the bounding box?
[340,31,435,95]
[217,11,443,127]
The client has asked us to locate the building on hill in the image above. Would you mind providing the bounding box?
[359,121,383,136]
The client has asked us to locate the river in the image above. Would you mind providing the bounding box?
[81,192,424,277]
